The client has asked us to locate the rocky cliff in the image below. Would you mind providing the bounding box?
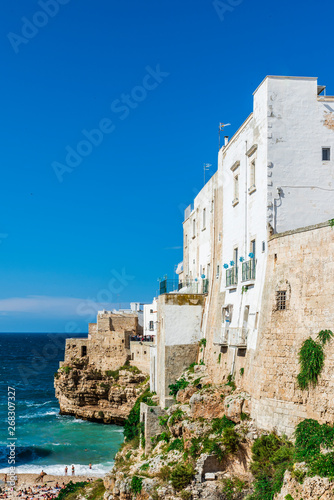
[103,362,334,500]
[54,358,148,425]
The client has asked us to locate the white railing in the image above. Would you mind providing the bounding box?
[213,326,248,347]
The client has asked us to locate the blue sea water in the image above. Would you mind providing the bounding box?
[0,333,124,476]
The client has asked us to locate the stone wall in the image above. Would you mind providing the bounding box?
[61,312,151,373]
[157,293,205,407]
[244,222,334,435]
[130,341,152,375]
[140,403,167,454]
[204,221,334,436]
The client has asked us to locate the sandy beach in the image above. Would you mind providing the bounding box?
[1,474,100,499]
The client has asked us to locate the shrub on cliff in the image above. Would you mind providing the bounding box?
[123,387,156,442]
[169,377,189,397]
[295,418,334,478]
[249,434,294,500]
[170,462,195,490]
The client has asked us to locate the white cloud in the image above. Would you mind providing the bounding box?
[0,295,114,318]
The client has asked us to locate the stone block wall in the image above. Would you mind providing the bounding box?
[130,341,153,375]
[244,222,334,435]
[140,403,167,454]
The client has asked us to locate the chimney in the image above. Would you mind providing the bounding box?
[224,136,229,146]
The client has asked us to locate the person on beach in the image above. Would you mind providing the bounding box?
[71,465,75,476]
[3,475,7,485]
[89,463,92,469]
[64,466,68,476]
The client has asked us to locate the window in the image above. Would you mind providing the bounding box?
[322,148,330,161]
[150,309,153,314]
[233,175,239,204]
[262,241,265,253]
[233,247,239,266]
[250,160,256,190]
[250,240,256,259]
[193,219,196,237]
[185,234,188,247]
[81,346,87,357]
[216,265,220,278]
[149,321,154,331]
[202,208,206,229]
[276,290,287,310]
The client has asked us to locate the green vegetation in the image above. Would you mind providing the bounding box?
[140,462,150,470]
[167,437,184,452]
[123,387,157,442]
[54,372,60,379]
[211,415,235,435]
[221,477,246,500]
[169,408,184,426]
[240,412,250,421]
[158,414,169,427]
[317,329,334,345]
[187,362,197,373]
[192,377,202,386]
[226,374,236,391]
[240,367,244,376]
[329,218,334,228]
[221,427,240,454]
[170,462,195,490]
[54,481,89,500]
[295,419,334,478]
[130,476,143,494]
[249,433,294,500]
[199,338,207,347]
[169,377,189,397]
[218,353,221,364]
[297,330,333,390]
[99,382,110,390]
[60,366,72,374]
[105,364,141,382]
[105,369,120,380]
[54,480,105,499]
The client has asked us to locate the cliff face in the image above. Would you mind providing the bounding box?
[54,359,147,425]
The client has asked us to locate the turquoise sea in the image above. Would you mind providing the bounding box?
[0,333,124,476]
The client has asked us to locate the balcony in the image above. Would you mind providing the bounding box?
[226,266,238,288]
[242,259,256,282]
[158,278,209,295]
[213,326,248,348]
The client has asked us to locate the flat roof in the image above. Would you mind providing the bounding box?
[253,75,318,95]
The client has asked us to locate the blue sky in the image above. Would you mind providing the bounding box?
[0,0,333,332]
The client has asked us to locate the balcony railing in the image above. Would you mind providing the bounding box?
[213,326,248,348]
[226,266,238,287]
[242,259,256,282]
[158,278,209,295]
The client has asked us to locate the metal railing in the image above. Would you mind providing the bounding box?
[242,259,256,281]
[226,266,238,287]
[158,278,209,295]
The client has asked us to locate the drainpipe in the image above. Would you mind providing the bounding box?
[230,347,237,377]
[244,141,248,258]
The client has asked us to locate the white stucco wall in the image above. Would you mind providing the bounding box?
[163,303,203,346]
[264,76,334,233]
[143,298,157,337]
[183,174,217,282]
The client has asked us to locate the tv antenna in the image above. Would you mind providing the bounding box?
[219,122,231,149]
[204,163,212,185]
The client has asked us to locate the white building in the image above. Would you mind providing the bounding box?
[143,298,158,338]
[216,76,334,352]
[180,75,334,354]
